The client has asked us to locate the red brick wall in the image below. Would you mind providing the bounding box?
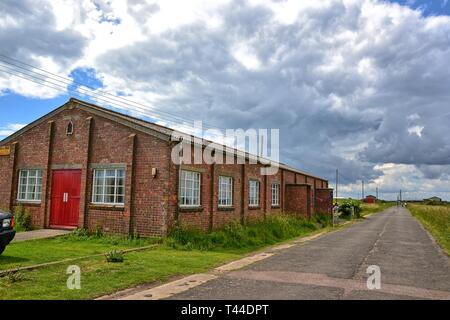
[0,145,14,212]
[50,109,90,165]
[86,115,133,234]
[6,119,51,227]
[213,164,243,228]
[132,134,173,236]
[285,184,311,218]
[177,164,212,231]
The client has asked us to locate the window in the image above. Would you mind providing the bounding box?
[66,120,74,135]
[249,180,260,207]
[218,176,233,207]
[92,168,125,205]
[17,169,42,202]
[272,183,280,206]
[179,170,201,207]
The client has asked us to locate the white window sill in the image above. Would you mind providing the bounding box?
[91,203,125,207]
[17,200,42,204]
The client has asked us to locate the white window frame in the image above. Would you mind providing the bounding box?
[249,180,260,207]
[218,176,233,207]
[179,170,201,207]
[92,168,125,205]
[271,183,280,206]
[17,169,43,202]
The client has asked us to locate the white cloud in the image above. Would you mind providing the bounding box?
[407,125,424,137]
[0,123,27,139]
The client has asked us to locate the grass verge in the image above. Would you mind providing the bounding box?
[0,247,239,300]
[0,214,332,299]
[0,233,159,271]
[408,204,450,255]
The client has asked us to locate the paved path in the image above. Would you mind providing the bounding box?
[167,207,450,300]
[12,229,71,242]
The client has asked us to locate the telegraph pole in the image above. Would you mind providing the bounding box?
[362,180,365,200]
[335,169,338,205]
[376,186,379,200]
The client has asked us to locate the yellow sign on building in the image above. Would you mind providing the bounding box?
[0,146,11,156]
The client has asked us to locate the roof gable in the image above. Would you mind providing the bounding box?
[0,98,173,145]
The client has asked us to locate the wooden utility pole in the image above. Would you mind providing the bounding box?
[376,186,379,199]
[335,169,338,204]
[362,180,365,200]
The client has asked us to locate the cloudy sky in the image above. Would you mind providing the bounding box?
[1,0,449,200]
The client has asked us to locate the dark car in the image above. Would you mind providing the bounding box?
[0,211,16,255]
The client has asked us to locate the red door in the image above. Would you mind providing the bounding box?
[50,170,82,228]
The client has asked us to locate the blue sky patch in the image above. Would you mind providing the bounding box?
[0,93,69,139]
[69,67,104,91]
[388,0,450,16]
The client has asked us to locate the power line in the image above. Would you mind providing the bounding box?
[0,65,217,136]
[0,54,228,131]
[0,53,223,128]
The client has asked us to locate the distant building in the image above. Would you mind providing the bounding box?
[423,196,442,202]
[363,195,377,204]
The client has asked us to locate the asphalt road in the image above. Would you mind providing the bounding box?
[170,207,450,300]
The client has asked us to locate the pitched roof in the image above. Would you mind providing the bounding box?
[423,196,442,201]
[0,97,328,181]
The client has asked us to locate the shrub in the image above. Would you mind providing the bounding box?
[105,250,124,263]
[70,228,90,238]
[14,205,33,231]
[339,200,362,218]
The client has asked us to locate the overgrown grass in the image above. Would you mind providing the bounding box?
[166,214,331,251]
[408,204,450,255]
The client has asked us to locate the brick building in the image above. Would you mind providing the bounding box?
[0,98,332,236]
[363,195,377,204]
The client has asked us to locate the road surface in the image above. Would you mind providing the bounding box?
[170,207,450,300]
